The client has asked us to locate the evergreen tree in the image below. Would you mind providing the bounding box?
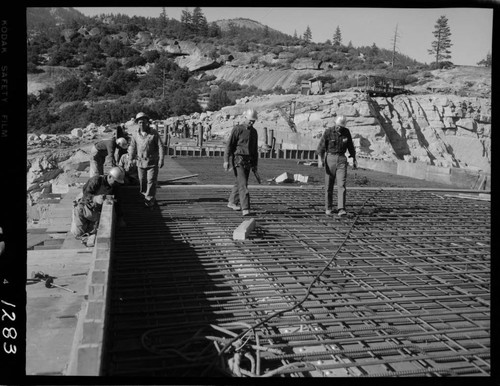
[191,7,207,34]
[369,43,379,57]
[303,26,312,42]
[293,30,297,39]
[180,8,192,33]
[158,7,168,33]
[428,15,453,65]
[333,26,342,47]
[208,22,221,38]
[477,51,491,67]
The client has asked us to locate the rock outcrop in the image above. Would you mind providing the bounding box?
[205,92,490,172]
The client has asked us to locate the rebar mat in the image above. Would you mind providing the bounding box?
[103,186,490,377]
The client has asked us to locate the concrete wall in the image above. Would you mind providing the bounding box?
[66,197,115,375]
[359,155,489,189]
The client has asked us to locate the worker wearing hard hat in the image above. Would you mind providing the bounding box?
[89,136,129,178]
[317,115,357,217]
[118,146,139,185]
[70,167,126,246]
[128,112,165,207]
[223,108,259,216]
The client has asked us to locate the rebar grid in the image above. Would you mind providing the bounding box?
[103,186,490,377]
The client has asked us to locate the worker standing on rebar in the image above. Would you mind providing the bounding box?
[128,112,164,207]
[224,108,259,216]
[317,115,357,217]
[89,137,129,178]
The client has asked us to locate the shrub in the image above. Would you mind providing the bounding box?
[207,89,232,111]
[53,77,89,102]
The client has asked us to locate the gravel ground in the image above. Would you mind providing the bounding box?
[170,157,456,189]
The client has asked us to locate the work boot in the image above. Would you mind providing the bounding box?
[337,209,347,217]
[325,209,332,215]
[227,202,241,211]
[86,234,96,247]
[242,209,251,216]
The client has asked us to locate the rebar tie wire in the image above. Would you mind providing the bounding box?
[212,189,383,368]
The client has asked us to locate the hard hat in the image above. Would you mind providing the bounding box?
[109,167,125,184]
[135,112,150,122]
[116,137,128,149]
[335,115,347,127]
[244,108,258,121]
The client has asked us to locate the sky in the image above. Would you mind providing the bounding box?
[74,7,494,66]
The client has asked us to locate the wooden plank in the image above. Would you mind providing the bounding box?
[43,238,65,246]
[33,244,62,251]
[27,249,93,266]
[38,199,61,204]
[27,234,51,249]
[61,235,87,250]
[45,224,71,233]
[27,228,48,234]
[47,233,68,239]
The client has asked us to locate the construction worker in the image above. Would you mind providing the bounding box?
[118,148,139,185]
[317,115,357,217]
[114,124,130,161]
[223,108,259,216]
[89,137,128,178]
[128,112,164,207]
[70,167,126,246]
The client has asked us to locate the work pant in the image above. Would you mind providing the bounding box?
[228,166,251,211]
[70,203,100,237]
[89,145,105,178]
[324,154,347,211]
[138,165,158,201]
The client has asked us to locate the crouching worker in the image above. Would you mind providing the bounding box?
[71,167,126,246]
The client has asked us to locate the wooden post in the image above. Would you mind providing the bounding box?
[198,123,203,152]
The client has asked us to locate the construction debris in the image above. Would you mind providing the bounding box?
[275,172,294,183]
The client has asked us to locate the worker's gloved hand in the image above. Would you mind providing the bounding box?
[93,195,104,205]
[251,166,258,173]
[318,159,324,168]
[353,159,358,170]
[223,161,229,171]
[158,160,164,168]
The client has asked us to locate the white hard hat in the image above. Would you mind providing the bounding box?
[116,137,128,149]
[135,112,150,122]
[244,108,258,121]
[335,115,347,127]
[109,167,125,184]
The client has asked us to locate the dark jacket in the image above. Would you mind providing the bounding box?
[95,139,118,166]
[224,123,259,168]
[316,125,356,160]
[81,175,122,216]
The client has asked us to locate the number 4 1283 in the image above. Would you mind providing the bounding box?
[1,300,17,354]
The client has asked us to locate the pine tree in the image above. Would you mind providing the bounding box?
[428,15,453,66]
[191,7,205,34]
[303,26,312,42]
[293,30,298,39]
[180,8,192,33]
[333,26,342,47]
[390,24,400,68]
[477,52,492,67]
